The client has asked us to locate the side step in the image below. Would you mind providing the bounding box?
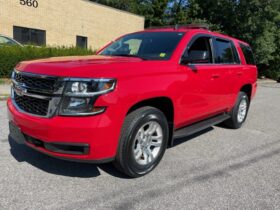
[174,113,230,139]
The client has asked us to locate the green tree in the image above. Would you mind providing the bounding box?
[187,0,280,78]
[91,0,169,27]
[140,0,169,27]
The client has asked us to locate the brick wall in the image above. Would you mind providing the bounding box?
[0,0,144,50]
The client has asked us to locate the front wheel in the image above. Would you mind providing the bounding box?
[114,106,169,177]
[224,91,250,129]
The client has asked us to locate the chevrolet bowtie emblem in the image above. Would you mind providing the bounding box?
[14,84,27,96]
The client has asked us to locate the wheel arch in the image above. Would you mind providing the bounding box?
[240,84,253,101]
[127,97,175,147]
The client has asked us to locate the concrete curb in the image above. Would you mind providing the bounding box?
[257,79,277,84]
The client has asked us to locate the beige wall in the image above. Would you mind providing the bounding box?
[0,0,144,49]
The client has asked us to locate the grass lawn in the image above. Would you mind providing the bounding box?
[0,78,11,85]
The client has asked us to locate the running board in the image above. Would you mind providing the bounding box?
[174,113,230,139]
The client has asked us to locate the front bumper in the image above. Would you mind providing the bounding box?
[7,98,123,162]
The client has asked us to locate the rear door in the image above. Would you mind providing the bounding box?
[211,37,242,109]
[178,35,228,126]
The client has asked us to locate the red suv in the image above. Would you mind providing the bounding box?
[8,25,257,177]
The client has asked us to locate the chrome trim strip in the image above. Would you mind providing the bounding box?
[59,107,106,116]
[20,91,51,100]
[13,84,52,100]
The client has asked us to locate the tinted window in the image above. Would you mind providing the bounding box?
[240,44,256,65]
[13,26,46,46]
[214,39,239,64]
[185,37,213,64]
[100,32,185,60]
[76,36,88,49]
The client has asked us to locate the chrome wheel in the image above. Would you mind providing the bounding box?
[237,98,247,123]
[133,121,163,165]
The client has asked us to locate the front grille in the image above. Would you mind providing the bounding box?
[14,71,57,93]
[12,70,62,117]
[14,92,49,116]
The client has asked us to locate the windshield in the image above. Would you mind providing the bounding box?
[0,36,18,46]
[99,32,185,60]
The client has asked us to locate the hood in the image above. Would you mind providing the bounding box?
[16,55,147,78]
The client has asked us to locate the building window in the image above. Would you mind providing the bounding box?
[13,26,46,46]
[76,36,88,49]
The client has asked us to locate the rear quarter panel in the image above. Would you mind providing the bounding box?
[234,40,258,100]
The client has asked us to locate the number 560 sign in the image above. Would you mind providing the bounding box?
[20,0,38,8]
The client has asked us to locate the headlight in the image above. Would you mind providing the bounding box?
[59,79,116,116]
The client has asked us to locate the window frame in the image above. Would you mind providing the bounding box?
[180,34,241,66]
[76,35,88,49]
[13,26,46,46]
[180,34,215,65]
[239,43,256,65]
[213,37,241,65]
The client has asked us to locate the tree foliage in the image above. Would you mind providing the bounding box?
[91,0,280,79]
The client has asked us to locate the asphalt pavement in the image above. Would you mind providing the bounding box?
[0,85,279,210]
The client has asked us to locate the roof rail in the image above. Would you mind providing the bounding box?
[147,24,209,30]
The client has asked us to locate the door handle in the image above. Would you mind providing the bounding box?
[212,74,220,79]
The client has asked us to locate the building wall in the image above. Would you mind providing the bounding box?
[0,0,144,49]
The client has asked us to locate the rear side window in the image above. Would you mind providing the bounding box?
[214,38,239,64]
[240,43,256,65]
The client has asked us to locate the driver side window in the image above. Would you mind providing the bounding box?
[184,36,213,64]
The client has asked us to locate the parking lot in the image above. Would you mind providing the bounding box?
[0,85,279,210]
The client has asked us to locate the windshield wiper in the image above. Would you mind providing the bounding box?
[110,54,148,60]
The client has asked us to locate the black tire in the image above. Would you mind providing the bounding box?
[114,106,169,178]
[224,91,250,129]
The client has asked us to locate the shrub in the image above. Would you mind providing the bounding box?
[258,64,280,81]
[265,70,280,81]
[0,45,95,78]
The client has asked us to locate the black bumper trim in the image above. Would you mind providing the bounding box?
[24,135,90,155]
[26,144,114,164]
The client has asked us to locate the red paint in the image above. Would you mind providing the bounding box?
[8,28,257,161]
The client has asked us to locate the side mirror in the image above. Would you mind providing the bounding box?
[181,50,210,65]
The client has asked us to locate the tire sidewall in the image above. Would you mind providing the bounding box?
[232,92,250,128]
[124,109,169,176]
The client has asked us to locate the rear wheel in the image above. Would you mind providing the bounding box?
[224,91,250,129]
[114,106,169,177]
